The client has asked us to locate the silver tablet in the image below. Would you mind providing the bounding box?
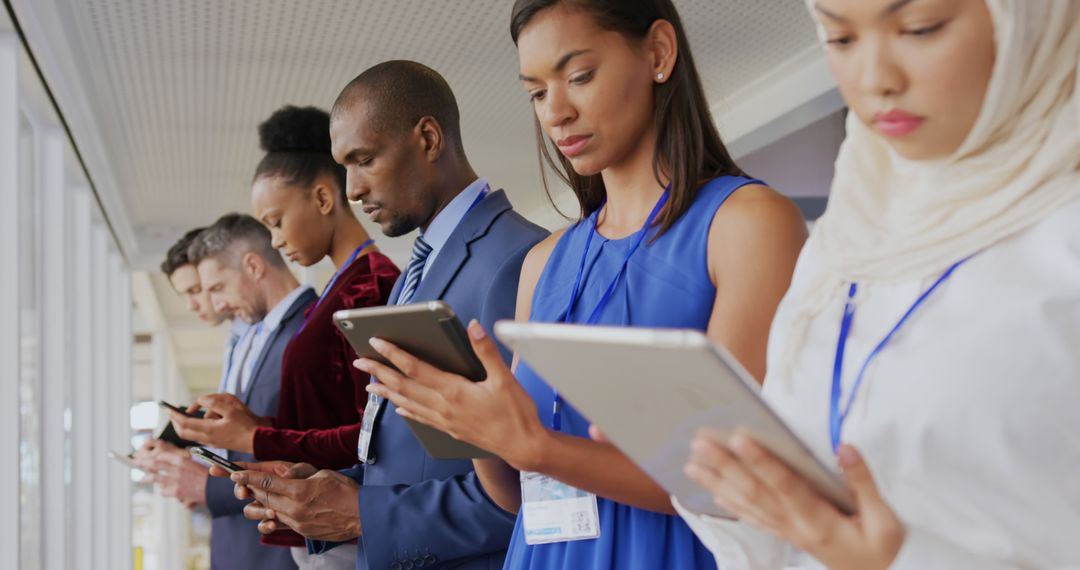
[495,321,854,517]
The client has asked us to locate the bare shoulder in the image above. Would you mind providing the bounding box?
[514,227,569,323]
[521,227,568,282]
[710,184,807,235]
[707,184,808,277]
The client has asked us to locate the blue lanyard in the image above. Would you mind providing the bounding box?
[394,186,490,306]
[829,257,971,453]
[468,185,490,213]
[551,190,669,431]
[298,239,373,333]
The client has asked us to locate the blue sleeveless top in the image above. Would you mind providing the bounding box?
[504,176,762,570]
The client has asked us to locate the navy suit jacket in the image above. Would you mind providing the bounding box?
[206,287,316,570]
[313,190,548,570]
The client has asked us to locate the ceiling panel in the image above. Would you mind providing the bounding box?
[32,0,817,242]
[15,0,822,389]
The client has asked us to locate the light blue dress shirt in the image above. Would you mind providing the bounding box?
[418,177,490,281]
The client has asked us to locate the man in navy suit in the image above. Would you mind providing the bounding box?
[227,61,548,570]
[167,214,316,570]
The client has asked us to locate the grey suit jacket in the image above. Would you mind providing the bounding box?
[207,287,316,570]
[314,189,548,570]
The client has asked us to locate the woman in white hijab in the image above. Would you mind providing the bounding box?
[678,0,1079,568]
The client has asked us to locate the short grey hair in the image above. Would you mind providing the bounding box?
[187,213,285,269]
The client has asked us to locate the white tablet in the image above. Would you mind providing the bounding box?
[495,321,854,517]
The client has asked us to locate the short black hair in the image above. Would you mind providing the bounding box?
[187,213,285,269]
[161,226,206,276]
[332,60,463,151]
[253,105,347,197]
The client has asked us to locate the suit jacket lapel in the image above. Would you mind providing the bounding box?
[241,327,280,405]
[411,233,469,302]
[241,289,315,404]
[411,190,512,302]
[389,273,406,305]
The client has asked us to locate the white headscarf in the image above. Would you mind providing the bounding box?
[777,0,1079,383]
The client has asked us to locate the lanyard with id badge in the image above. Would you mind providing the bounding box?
[357,186,490,465]
[520,190,669,546]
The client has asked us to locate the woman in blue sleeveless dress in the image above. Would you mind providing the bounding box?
[357,1,808,568]
[498,175,793,570]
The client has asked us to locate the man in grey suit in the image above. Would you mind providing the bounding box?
[168,214,316,570]
[225,61,549,570]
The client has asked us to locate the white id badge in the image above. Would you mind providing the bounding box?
[356,393,384,463]
[520,471,600,545]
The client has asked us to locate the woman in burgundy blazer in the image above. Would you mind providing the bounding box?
[247,106,399,470]
[177,106,399,557]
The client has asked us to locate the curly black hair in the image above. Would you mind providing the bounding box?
[253,105,347,196]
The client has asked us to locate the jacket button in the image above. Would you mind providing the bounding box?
[390,563,402,570]
[413,557,426,568]
[402,561,414,570]
[424,554,437,565]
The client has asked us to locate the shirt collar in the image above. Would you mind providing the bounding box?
[228,318,250,340]
[419,177,488,255]
[261,285,314,334]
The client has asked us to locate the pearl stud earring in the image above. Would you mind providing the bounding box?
[656,72,664,81]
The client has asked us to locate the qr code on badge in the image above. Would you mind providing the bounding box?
[571,511,594,535]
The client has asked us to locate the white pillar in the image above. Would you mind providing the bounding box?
[150,334,186,570]
[108,255,133,570]
[91,226,111,570]
[0,31,22,569]
[38,126,69,570]
[70,188,95,569]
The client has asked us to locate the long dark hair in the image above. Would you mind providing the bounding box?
[510,0,746,236]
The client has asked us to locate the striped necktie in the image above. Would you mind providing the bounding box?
[397,235,433,304]
[358,234,432,464]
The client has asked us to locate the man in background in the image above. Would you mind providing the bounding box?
[136,227,246,510]
[142,218,312,570]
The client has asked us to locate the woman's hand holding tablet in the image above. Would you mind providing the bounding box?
[685,432,904,570]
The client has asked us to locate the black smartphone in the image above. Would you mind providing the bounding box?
[158,400,197,417]
[156,401,206,448]
[190,447,244,473]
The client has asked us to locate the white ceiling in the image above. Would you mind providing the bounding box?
[14,0,821,265]
[10,0,836,393]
